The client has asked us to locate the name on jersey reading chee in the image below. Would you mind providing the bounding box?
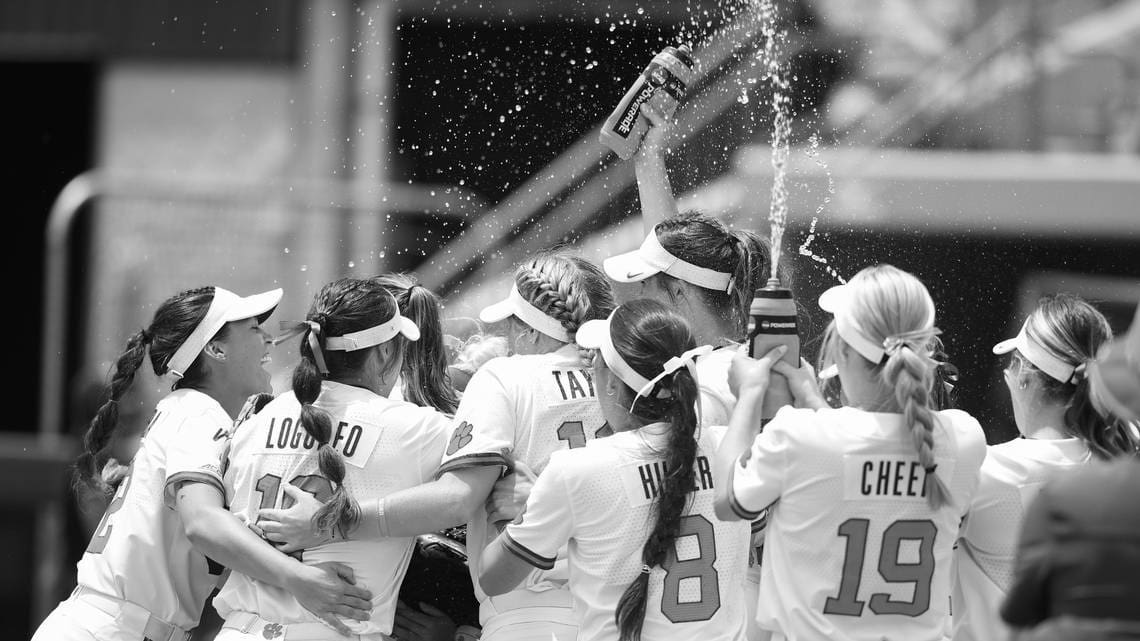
[844,455,944,500]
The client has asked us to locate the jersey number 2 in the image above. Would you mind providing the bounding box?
[85,467,134,555]
[823,518,937,617]
[661,514,720,622]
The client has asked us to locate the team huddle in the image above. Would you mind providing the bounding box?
[32,110,1140,641]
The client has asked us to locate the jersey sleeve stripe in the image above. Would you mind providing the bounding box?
[501,531,556,570]
[435,452,514,479]
[163,471,225,509]
[729,484,764,521]
[750,511,769,533]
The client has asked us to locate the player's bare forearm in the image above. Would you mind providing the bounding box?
[634,143,678,233]
[713,386,765,522]
[175,482,310,588]
[355,466,500,540]
[480,535,534,596]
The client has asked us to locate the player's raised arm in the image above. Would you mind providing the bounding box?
[633,105,679,234]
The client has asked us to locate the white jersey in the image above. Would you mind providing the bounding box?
[502,424,751,641]
[436,344,607,624]
[696,346,736,428]
[952,437,1091,641]
[75,388,233,630]
[214,382,451,637]
[730,406,987,641]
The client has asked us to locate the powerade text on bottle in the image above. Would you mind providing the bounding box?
[599,43,695,160]
[748,279,800,423]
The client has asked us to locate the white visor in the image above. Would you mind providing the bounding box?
[603,230,733,292]
[577,315,661,397]
[993,320,1078,384]
[819,283,935,365]
[479,284,572,343]
[166,287,283,378]
[325,313,420,351]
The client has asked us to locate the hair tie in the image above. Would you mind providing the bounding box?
[276,320,329,375]
[640,564,651,574]
[631,345,714,410]
[139,327,152,343]
[882,327,943,358]
[925,464,938,474]
[1070,360,1092,384]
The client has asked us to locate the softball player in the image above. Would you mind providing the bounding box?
[612,105,781,639]
[481,299,753,641]
[715,264,987,641]
[256,252,616,641]
[953,294,1140,641]
[214,277,451,641]
[32,286,370,641]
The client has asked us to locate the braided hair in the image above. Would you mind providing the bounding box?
[74,287,220,496]
[514,252,616,342]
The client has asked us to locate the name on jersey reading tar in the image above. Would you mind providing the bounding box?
[551,368,596,400]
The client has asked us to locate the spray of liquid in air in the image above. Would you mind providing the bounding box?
[757,0,791,284]
[799,133,845,283]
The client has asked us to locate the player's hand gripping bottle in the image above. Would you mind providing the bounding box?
[748,278,800,424]
[599,43,695,159]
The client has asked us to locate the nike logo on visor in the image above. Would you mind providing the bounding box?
[626,271,644,279]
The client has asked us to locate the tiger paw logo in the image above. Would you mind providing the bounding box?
[262,623,283,639]
[446,421,474,455]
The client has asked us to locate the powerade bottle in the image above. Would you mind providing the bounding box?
[748,278,800,423]
[599,43,695,160]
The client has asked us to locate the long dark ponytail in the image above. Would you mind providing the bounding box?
[607,299,701,641]
[373,273,459,414]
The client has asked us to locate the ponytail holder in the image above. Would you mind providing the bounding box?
[882,327,943,359]
[633,344,714,402]
[631,344,714,419]
[1070,360,1092,384]
[925,464,938,474]
[276,320,329,375]
[640,564,651,574]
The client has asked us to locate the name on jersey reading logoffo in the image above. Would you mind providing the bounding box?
[261,416,380,467]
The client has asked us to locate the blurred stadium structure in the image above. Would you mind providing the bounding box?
[4,0,1140,637]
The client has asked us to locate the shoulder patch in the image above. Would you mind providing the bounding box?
[446,421,474,456]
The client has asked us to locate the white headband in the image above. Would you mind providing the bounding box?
[993,320,1078,384]
[479,285,573,343]
[640,232,734,292]
[277,312,420,375]
[604,230,735,293]
[579,312,713,412]
[166,287,282,378]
